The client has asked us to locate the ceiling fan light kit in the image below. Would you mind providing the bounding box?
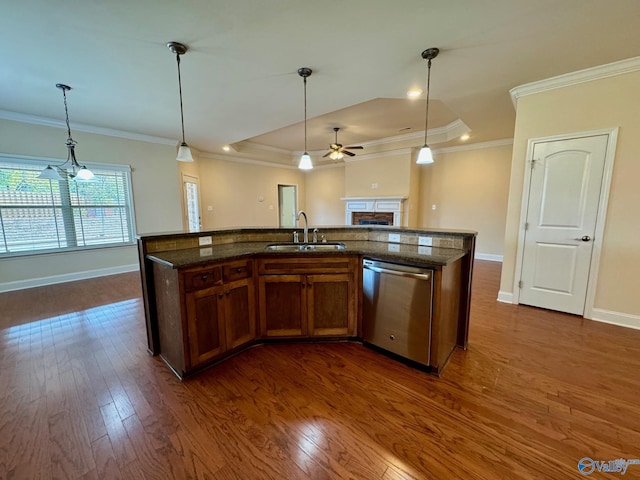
[168,41,194,162]
[416,47,439,165]
[298,67,313,170]
[322,127,363,161]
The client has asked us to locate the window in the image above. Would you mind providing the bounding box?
[0,156,136,256]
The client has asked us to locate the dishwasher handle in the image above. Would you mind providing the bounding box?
[364,264,431,281]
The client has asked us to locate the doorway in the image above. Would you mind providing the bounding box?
[514,129,617,316]
[182,174,201,232]
[278,185,297,227]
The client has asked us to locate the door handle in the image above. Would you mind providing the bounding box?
[574,235,592,242]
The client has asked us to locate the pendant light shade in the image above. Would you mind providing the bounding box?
[417,145,434,165]
[298,153,313,170]
[416,47,439,165]
[177,143,194,162]
[168,41,194,162]
[37,84,94,181]
[297,67,313,170]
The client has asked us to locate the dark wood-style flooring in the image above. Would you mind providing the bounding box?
[1,261,639,479]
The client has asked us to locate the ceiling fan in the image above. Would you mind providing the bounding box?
[322,127,363,160]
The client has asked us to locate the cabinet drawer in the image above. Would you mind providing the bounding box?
[258,256,355,275]
[183,267,222,291]
[223,260,253,282]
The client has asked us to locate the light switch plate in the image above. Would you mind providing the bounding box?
[198,236,212,246]
[388,233,401,243]
[388,244,400,252]
[419,236,432,246]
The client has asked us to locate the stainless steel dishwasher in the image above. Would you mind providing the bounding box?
[362,258,433,367]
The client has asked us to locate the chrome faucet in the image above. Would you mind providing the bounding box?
[296,210,309,243]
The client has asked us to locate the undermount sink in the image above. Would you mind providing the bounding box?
[265,242,346,252]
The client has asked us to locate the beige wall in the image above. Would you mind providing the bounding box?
[501,71,640,316]
[418,144,512,256]
[0,119,183,288]
[305,165,345,226]
[345,152,412,197]
[197,157,306,229]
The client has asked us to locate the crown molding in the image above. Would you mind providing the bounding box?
[231,141,292,156]
[433,138,513,154]
[198,151,298,170]
[0,109,178,146]
[343,148,413,163]
[360,119,469,148]
[509,55,640,108]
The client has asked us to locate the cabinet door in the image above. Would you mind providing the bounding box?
[224,279,257,350]
[307,273,355,336]
[259,275,306,336]
[185,286,226,368]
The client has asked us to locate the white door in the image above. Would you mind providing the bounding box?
[519,134,608,315]
[182,174,201,232]
[278,185,297,227]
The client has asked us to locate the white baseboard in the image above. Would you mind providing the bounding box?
[0,264,140,293]
[497,291,514,303]
[475,253,503,262]
[589,308,640,330]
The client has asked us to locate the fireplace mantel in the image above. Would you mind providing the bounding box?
[341,196,407,226]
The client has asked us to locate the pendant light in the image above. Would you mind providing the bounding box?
[297,67,313,170]
[167,41,194,162]
[38,84,94,181]
[416,47,439,165]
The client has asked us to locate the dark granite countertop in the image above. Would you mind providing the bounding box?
[138,225,477,240]
[147,240,467,269]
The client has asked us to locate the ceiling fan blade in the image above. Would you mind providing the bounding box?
[344,146,363,150]
[343,150,356,157]
[322,152,331,158]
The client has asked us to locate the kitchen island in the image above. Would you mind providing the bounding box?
[138,226,476,378]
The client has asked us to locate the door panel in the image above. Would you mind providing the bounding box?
[519,135,608,315]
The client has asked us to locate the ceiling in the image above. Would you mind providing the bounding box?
[2,1,640,166]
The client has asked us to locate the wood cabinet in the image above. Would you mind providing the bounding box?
[257,256,357,338]
[153,258,256,377]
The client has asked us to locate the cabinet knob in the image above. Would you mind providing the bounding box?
[201,275,208,281]
[236,268,243,273]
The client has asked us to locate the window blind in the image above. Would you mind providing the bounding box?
[0,157,136,255]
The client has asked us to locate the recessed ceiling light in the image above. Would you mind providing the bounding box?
[222,145,231,152]
[407,89,422,98]
[460,133,470,141]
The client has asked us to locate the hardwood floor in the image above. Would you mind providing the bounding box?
[1,261,640,479]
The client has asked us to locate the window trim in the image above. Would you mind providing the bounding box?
[0,153,137,258]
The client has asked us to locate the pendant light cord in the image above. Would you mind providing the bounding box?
[61,88,76,147]
[423,58,432,146]
[176,53,186,144]
[303,76,308,152]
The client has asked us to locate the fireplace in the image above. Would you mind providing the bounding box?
[351,212,394,225]
[341,197,406,227]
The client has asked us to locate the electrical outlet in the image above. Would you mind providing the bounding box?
[371,183,378,189]
[198,236,212,246]
[388,233,401,243]
[432,204,437,210]
[388,244,400,252]
[419,236,432,246]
